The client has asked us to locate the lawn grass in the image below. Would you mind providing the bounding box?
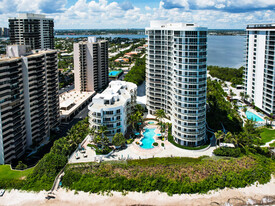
[0,165,33,181]
[260,128,275,144]
[269,142,275,147]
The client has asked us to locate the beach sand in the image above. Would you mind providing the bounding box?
[1,176,274,206]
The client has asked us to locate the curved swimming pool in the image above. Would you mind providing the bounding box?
[140,128,156,149]
[245,111,264,122]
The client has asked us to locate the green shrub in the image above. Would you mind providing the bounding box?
[15,161,28,170]
[124,57,145,85]
[62,155,272,195]
[153,142,158,146]
[213,147,242,157]
[20,117,90,191]
[161,143,164,147]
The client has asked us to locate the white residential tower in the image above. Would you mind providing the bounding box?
[146,21,207,146]
[244,23,275,115]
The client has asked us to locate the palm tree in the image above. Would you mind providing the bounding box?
[244,94,250,103]
[155,109,166,123]
[129,114,139,131]
[214,130,225,147]
[134,104,145,114]
[264,116,269,126]
[97,125,108,139]
[242,106,247,113]
[269,113,274,126]
[89,127,96,141]
[240,92,244,101]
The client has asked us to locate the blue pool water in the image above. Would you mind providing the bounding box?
[140,128,156,149]
[245,111,264,122]
[109,71,120,76]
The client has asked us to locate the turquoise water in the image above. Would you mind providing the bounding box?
[148,121,155,124]
[245,111,264,122]
[140,128,156,149]
[109,71,120,76]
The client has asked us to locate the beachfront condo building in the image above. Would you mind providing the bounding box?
[244,23,275,115]
[74,37,109,92]
[9,13,54,50]
[145,21,207,146]
[88,81,137,139]
[0,45,59,164]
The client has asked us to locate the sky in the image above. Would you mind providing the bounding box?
[0,0,274,29]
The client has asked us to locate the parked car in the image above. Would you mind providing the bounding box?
[0,189,5,197]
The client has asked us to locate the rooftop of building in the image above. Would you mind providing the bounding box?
[0,45,57,62]
[60,90,96,116]
[146,21,207,31]
[247,23,275,29]
[9,13,53,20]
[75,36,108,45]
[89,81,137,110]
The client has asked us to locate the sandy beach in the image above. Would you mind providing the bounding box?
[1,176,274,206]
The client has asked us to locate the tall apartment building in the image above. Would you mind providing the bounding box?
[0,27,9,37]
[146,21,207,146]
[244,23,275,115]
[88,81,137,138]
[0,45,59,164]
[9,13,54,50]
[74,37,109,92]
[0,57,26,164]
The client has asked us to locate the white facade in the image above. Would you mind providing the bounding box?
[146,21,207,146]
[88,81,137,138]
[244,23,275,115]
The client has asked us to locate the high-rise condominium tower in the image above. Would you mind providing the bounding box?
[9,13,54,50]
[146,21,207,146]
[244,23,275,115]
[74,37,109,92]
[0,45,59,164]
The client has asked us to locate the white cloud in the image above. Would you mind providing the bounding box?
[0,0,274,29]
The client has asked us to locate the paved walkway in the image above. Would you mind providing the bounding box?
[261,139,275,147]
[69,137,215,164]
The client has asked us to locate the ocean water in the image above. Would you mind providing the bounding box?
[207,35,245,68]
[55,34,245,68]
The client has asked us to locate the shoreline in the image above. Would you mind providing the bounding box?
[1,176,274,206]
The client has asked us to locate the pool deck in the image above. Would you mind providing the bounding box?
[69,122,215,164]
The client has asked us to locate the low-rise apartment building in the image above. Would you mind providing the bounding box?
[88,81,137,139]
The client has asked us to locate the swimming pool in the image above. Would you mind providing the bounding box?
[245,111,264,122]
[140,128,156,149]
[148,121,155,124]
[109,70,121,77]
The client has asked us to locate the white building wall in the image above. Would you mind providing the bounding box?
[245,24,275,115]
[254,32,266,108]
[146,22,207,146]
[22,57,33,147]
[88,81,137,139]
